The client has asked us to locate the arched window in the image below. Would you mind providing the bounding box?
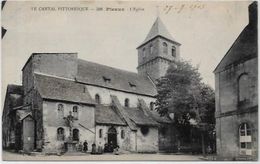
[150,44,153,54]
[124,98,129,107]
[238,74,250,102]
[57,104,64,118]
[142,48,146,59]
[57,127,65,141]
[99,129,103,138]
[239,123,252,155]
[95,94,101,104]
[121,130,125,139]
[172,47,176,57]
[163,42,168,54]
[73,129,79,141]
[150,102,154,110]
[73,106,78,119]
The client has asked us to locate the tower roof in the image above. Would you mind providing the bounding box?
[138,17,179,47]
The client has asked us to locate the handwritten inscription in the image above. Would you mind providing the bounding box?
[163,3,206,14]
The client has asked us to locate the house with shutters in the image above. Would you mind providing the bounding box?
[2,17,181,154]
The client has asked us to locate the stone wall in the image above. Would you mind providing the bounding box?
[215,57,258,160]
[216,59,257,114]
[86,85,156,108]
[216,112,258,159]
[137,37,180,66]
[22,59,34,94]
[33,53,78,80]
[136,126,158,153]
[42,101,95,153]
[137,37,180,80]
[95,125,136,152]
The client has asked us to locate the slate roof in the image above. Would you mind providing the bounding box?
[17,110,33,121]
[214,13,257,73]
[95,105,126,126]
[124,107,159,127]
[34,74,95,105]
[149,110,172,124]
[6,84,23,95]
[76,59,157,97]
[138,17,179,48]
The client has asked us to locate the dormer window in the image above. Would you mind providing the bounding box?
[163,42,168,54]
[103,76,111,84]
[172,47,176,57]
[129,82,136,90]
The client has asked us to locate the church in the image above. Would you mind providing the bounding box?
[2,17,181,154]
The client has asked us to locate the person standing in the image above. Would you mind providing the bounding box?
[83,140,88,153]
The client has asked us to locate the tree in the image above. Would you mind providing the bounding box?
[155,59,215,154]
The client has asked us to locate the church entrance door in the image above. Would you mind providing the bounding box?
[107,127,117,149]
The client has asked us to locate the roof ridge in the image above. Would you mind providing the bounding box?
[77,59,146,78]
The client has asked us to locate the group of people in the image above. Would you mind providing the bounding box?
[76,140,89,153]
[76,141,119,155]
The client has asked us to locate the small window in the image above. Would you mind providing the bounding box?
[73,129,79,141]
[172,47,176,57]
[73,106,78,119]
[57,104,64,118]
[125,98,129,107]
[95,94,101,104]
[57,127,65,141]
[150,44,153,54]
[140,126,149,136]
[150,102,154,110]
[163,42,168,54]
[121,130,125,139]
[99,129,103,138]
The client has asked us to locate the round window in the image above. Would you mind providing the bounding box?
[140,126,149,136]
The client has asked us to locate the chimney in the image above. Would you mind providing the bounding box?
[249,1,257,26]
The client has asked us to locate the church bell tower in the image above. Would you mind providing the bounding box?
[137,17,181,81]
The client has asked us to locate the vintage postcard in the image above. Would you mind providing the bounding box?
[1,0,258,161]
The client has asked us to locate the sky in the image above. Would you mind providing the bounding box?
[1,1,252,104]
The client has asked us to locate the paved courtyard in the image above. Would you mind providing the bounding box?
[2,151,204,161]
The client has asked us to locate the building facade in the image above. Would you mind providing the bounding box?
[2,17,180,154]
[214,2,258,160]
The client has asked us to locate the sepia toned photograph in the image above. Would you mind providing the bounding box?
[1,0,258,161]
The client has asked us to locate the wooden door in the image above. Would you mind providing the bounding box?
[23,116,35,152]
